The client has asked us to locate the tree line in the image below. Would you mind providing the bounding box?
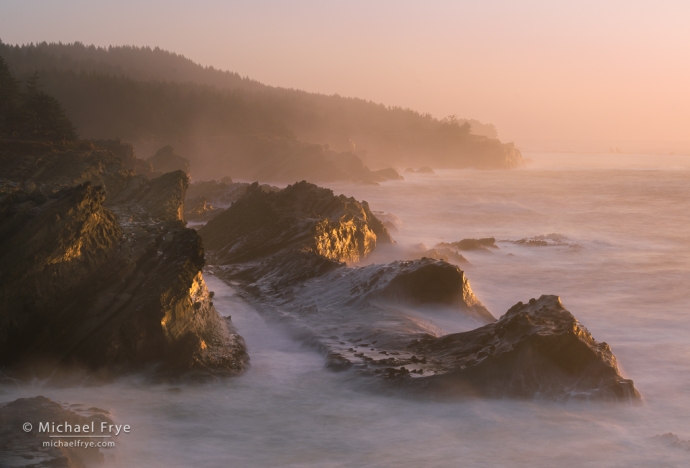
[0,55,77,141]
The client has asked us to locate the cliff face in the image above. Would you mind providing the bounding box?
[199,180,393,265]
[0,140,247,380]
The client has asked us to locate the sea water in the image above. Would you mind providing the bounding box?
[2,152,689,467]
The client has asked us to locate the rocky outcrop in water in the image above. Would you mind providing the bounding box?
[0,396,114,467]
[436,237,498,252]
[407,295,639,400]
[184,179,280,222]
[199,180,393,265]
[202,180,638,401]
[0,140,247,380]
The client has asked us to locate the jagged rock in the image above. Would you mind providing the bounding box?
[0,140,131,195]
[92,138,153,175]
[436,237,498,252]
[199,180,393,265]
[147,145,191,176]
[511,234,580,248]
[185,195,222,222]
[185,179,280,215]
[109,170,189,222]
[0,396,114,467]
[0,184,121,344]
[407,295,639,400]
[0,141,247,380]
[417,248,468,264]
[200,179,637,400]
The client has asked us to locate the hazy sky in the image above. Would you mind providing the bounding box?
[1,0,689,146]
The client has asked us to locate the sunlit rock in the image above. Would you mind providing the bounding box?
[0,141,247,381]
[199,180,393,265]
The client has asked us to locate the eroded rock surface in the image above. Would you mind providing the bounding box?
[0,140,247,380]
[407,295,639,400]
[199,180,393,265]
[202,180,638,401]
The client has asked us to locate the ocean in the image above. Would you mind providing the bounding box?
[2,151,689,467]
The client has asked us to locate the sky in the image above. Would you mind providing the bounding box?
[1,0,689,149]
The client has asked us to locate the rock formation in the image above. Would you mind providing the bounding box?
[147,145,191,176]
[184,179,280,222]
[407,295,639,400]
[199,180,393,265]
[92,138,153,175]
[436,237,498,252]
[201,181,638,401]
[0,139,247,380]
[405,166,435,174]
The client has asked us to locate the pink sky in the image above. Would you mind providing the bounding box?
[1,0,689,148]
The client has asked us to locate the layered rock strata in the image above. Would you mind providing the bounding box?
[0,140,247,380]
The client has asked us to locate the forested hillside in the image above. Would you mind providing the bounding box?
[0,41,522,179]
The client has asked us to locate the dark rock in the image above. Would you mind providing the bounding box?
[419,248,469,264]
[185,195,222,222]
[410,295,640,400]
[0,139,131,195]
[404,166,435,174]
[0,396,114,467]
[436,237,498,252]
[147,145,191,176]
[372,168,404,180]
[0,141,248,381]
[92,138,153,175]
[185,179,280,222]
[199,180,393,265]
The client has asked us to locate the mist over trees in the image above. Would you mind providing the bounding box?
[0,56,77,141]
[0,40,516,177]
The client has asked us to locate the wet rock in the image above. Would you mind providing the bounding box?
[419,248,469,264]
[511,234,580,248]
[199,180,393,265]
[0,141,248,381]
[409,295,640,400]
[0,396,114,467]
[436,237,498,252]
